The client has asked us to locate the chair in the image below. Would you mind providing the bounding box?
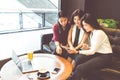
[33,33,53,53]
[40,33,53,53]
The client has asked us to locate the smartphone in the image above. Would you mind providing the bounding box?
[52,68,60,74]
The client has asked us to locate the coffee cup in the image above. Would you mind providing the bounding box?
[37,68,50,79]
[37,71,49,78]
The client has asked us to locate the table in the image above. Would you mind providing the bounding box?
[0,53,72,80]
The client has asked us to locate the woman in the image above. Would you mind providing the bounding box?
[50,10,71,59]
[68,13,112,80]
[68,9,88,50]
[66,9,88,68]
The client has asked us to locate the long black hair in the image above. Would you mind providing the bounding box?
[81,13,103,30]
[81,13,110,39]
[57,10,70,34]
[58,10,68,18]
[70,9,84,25]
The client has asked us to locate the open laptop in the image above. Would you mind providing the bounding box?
[11,51,38,74]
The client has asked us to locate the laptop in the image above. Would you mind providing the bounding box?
[11,51,38,74]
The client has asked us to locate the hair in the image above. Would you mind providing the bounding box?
[58,10,68,18]
[57,10,69,34]
[70,9,84,25]
[81,13,103,30]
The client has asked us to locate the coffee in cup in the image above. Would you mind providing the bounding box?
[37,68,50,79]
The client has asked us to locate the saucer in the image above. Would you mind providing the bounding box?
[37,72,50,79]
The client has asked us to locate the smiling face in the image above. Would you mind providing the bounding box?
[73,16,81,27]
[58,17,68,27]
[82,21,94,32]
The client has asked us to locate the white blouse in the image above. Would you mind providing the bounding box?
[79,30,112,55]
[72,25,85,44]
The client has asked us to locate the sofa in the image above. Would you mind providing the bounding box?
[98,28,120,79]
[40,33,53,53]
[103,28,120,57]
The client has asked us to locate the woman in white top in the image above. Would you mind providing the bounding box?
[66,9,88,69]
[68,9,88,51]
[68,13,112,80]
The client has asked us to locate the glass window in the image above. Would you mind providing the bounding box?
[0,12,20,31]
[0,0,59,33]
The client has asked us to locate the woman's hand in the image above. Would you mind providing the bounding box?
[67,48,78,54]
[81,43,90,50]
[69,46,75,50]
[56,46,62,54]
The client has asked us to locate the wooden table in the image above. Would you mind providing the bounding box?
[0,53,72,80]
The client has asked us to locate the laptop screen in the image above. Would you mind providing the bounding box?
[11,51,23,71]
[12,50,21,64]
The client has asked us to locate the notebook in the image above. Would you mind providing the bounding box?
[11,51,38,74]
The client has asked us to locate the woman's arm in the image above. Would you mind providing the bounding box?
[79,30,107,55]
[53,24,62,54]
[54,41,62,54]
[67,26,74,49]
[75,32,89,50]
[53,24,60,41]
[68,32,89,54]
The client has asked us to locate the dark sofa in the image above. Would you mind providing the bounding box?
[40,33,53,53]
[103,28,120,70]
[103,28,120,57]
[90,28,120,80]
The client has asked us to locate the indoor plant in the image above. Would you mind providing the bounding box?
[97,18,119,28]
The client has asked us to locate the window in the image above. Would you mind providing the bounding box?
[0,0,59,33]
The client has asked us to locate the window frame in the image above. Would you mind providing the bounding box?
[0,0,61,34]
